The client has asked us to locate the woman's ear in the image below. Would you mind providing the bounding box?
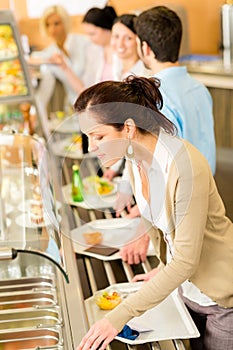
[124,118,136,138]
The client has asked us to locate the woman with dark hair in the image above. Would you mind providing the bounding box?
[111,14,149,80]
[82,6,117,82]
[74,76,233,350]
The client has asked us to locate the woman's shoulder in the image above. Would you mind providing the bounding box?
[66,33,90,46]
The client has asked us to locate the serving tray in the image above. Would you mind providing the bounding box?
[85,282,199,345]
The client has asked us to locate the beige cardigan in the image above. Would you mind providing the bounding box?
[105,137,233,331]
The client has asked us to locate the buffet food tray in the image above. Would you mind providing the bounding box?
[85,282,199,345]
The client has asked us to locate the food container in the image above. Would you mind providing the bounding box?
[0,326,62,349]
[0,307,62,329]
[94,289,122,310]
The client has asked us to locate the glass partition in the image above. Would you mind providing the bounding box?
[0,132,68,282]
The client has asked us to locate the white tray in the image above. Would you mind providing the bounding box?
[71,218,142,261]
[85,282,199,345]
[62,183,117,209]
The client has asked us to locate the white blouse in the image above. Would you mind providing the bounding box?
[133,131,216,306]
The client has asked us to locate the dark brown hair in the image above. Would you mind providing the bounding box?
[74,75,176,136]
[134,6,182,63]
[113,14,137,34]
[82,6,117,30]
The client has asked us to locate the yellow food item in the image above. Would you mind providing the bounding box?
[95,291,122,310]
[83,232,103,245]
[71,134,82,144]
[84,176,114,195]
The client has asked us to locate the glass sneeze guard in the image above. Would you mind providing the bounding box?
[0,132,68,282]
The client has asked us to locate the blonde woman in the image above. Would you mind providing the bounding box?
[34,5,98,106]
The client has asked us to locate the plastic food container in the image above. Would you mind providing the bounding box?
[94,290,122,310]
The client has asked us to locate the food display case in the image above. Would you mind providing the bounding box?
[0,10,48,137]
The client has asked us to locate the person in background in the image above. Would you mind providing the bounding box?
[82,6,117,82]
[115,6,216,265]
[103,13,150,180]
[33,5,98,107]
[45,6,117,106]
[74,76,233,350]
[111,14,149,81]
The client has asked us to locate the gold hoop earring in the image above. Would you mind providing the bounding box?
[126,139,134,159]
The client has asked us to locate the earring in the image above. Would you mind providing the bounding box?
[126,139,134,159]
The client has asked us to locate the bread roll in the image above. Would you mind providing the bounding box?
[83,232,102,245]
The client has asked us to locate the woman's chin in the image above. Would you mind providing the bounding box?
[101,158,122,168]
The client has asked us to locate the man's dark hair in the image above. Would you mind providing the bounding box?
[134,6,182,62]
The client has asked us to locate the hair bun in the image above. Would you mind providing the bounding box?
[125,75,162,109]
[104,6,117,18]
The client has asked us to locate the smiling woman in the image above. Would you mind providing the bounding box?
[111,14,149,80]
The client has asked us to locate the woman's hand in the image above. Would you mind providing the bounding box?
[76,318,118,350]
[49,53,67,70]
[120,233,150,264]
[103,168,117,181]
[114,191,133,217]
[132,267,161,282]
[126,204,141,218]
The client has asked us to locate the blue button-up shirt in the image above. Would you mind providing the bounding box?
[156,66,216,174]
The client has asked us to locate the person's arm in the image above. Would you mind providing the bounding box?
[114,166,133,216]
[49,53,85,94]
[103,159,123,180]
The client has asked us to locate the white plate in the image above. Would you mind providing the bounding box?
[17,199,62,212]
[15,213,61,229]
[62,183,117,209]
[71,217,141,259]
[85,283,200,344]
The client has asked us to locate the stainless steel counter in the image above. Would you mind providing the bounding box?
[180,58,233,148]
[182,59,233,89]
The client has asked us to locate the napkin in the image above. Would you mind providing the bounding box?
[117,325,139,340]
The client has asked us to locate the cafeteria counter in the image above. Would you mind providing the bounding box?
[184,59,233,149]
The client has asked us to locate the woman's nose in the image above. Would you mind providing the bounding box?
[116,38,124,48]
[88,138,98,153]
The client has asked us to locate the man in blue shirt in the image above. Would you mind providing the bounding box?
[118,6,216,263]
[135,6,216,173]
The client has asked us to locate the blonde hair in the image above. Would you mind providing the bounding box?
[40,5,71,37]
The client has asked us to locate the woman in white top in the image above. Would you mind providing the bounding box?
[82,6,117,83]
[111,14,149,81]
[34,5,95,106]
